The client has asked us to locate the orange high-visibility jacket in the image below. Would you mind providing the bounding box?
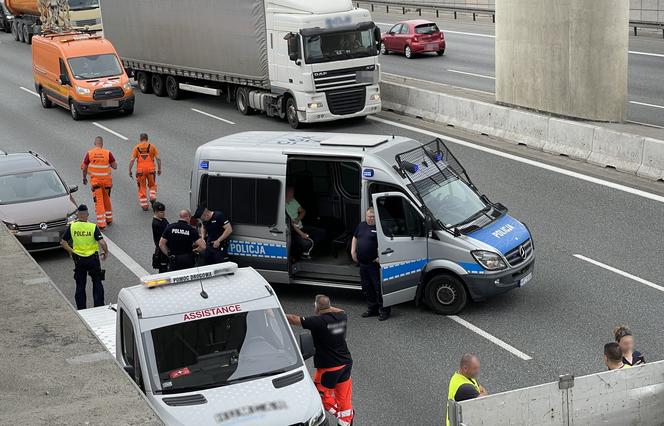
[84,147,113,186]
[132,142,158,173]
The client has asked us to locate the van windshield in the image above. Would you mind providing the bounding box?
[0,170,68,205]
[151,308,301,394]
[420,177,487,228]
[68,0,99,11]
[67,54,122,80]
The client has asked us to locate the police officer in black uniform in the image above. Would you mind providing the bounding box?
[194,205,233,266]
[159,209,206,271]
[151,201,169,273]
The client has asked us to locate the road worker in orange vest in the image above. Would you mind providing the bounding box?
[81,136,117,229]
[128,133,162,211]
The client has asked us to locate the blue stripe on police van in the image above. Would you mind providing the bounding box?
[459,262,486,274]
[228,240,287,259]
[382,258,428,282]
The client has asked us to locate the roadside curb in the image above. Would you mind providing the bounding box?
[381,80,664,181]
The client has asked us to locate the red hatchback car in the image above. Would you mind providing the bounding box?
[381,20,445,59]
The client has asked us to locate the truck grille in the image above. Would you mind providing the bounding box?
[505,239,533,267]
[17,218,68,232]
[313,65,375,92]
[93,87,124,100]
[326,87,366,116]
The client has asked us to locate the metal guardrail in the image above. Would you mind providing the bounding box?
[358,1,664,37]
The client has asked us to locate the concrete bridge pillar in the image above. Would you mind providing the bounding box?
[496,0,629,122]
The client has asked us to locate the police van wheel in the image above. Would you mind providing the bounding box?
[425,274,467,315]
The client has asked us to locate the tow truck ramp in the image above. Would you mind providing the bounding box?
[448,360,664,425]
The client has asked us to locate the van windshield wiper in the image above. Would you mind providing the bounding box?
[225,368,293,384]
[451,205,491,229]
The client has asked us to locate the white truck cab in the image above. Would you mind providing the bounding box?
[79,263,327,426]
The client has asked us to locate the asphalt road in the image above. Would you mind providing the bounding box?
[370,9,664,128]
[2,31,664,425]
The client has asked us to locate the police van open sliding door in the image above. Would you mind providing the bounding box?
[372,192,428,307]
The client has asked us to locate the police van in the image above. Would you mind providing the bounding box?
[191,132,535,314]
[79,263,328,426]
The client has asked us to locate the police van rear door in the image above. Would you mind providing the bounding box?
[372,192,428,307]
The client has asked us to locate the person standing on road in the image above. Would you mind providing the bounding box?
[446,353,487,426]
[286,295,354,426]
[613,325,645,366]
[81,136,117,229]
[159,209,205,271]
[151,201,169,273]
[351,207,390,321]
[128,133,161,211]
[60,204,109,310]
[604,342,631,370]
[194,205,233,265]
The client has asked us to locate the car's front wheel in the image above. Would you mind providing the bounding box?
[69,101,81,121]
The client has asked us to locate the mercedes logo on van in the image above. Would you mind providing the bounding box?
[39,222,48,231]
[519,245,527,260]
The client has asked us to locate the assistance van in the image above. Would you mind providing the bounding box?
[79,263,328,426]
[32,31,134,120]
[191,132,535,314]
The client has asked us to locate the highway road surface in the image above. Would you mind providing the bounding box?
[371,9,664,128]
[1,31,664,425]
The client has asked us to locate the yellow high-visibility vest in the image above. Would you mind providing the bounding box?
[71,221,98,257]
[446,372,481,426]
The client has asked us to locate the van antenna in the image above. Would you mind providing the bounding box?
[196,266,208,299]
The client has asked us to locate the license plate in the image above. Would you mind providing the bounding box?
[519,272,533,287]
[32,233,60,243]
[103,100,119,107]
[426,43,438,50]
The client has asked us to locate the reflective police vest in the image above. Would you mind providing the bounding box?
[71,221,98,257]
[446,372,481,426]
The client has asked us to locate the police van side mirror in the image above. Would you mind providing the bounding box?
[299,332,315,360]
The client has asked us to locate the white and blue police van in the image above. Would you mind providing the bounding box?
[190,132,534,314]
[79,263,328,426]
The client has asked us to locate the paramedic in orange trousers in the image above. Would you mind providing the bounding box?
[287,295,354,426]
[128,133,162,211]
[81,136,117,229]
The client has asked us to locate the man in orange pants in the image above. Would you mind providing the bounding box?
[287,295,354,426]
[128,133,161,211]
[81,136,117,229]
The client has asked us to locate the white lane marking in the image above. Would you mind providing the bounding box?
[103,235,150,278]
[368,116,664,204]
[447,69,495,80]
[629,100,664,110]
[92,122,128,141]
[447,315,533,360]
[191,108,236,125]
[20,86,39,97]
[626,120,664,129]
[573,254,664,293]
[629,50,664,58]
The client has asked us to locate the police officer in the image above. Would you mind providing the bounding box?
[351,207,390,321]
[159,209,206,271]
[194,205,233,265]
[60,204,109,310]
[151,201,169,273]
[446,354,487,426]
[287,295,354,426]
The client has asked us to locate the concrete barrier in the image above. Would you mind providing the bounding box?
[380,79,664,181]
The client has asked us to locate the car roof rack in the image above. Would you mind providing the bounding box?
[28,151,51,166]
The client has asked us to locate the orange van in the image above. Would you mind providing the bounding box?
[32,32,135,120]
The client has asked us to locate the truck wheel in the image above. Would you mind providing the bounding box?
[404,45,412,59]
[165,76,181,100]
[235,87,253,115]
[425,274,468,315]
[137,72,153,94]
[23,25,32,44]
[39,89,52,109]
[11,21,19,41]
[151,74,166,97]
[286,97,301,129]
[69,101,81,121]
[17,23,25,43]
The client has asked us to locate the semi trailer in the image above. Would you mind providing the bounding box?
[99,0,382,128]
[6,0,101,44]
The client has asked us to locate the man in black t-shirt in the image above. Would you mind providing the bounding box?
[159,209,206,271]
[194,205,233,266]
[351,207,391,321]
[151,201,169,273]
[287,295,354,426]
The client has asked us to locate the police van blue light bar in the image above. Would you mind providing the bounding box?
[141,262,238,288]
[362,168,374,178]
[199,160,209,170]
[400,161,419,174]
